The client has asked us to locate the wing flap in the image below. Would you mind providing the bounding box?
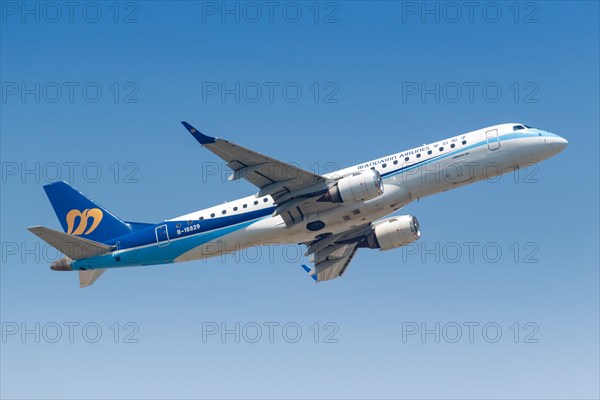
[299,224,374,282]
[315,244,358,281]
[303,243,359,282]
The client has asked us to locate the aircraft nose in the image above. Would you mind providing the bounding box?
[545,134,568,153]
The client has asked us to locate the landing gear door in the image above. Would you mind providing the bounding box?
[486,129,501,151]
[155,224,170,247]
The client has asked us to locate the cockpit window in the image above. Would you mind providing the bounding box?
[513,124,534,131]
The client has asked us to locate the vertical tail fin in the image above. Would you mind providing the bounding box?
[43,181,132,243]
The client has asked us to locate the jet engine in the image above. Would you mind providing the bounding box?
[320,169,384,203]
[364,215,421,250]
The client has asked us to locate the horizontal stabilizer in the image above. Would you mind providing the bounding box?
[28,226,114,260]
[79,270,107,288]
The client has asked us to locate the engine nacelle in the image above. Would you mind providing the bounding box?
[321,169,384,203]
[365,215,421,250]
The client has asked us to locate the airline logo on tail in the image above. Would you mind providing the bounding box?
[65,208,103,235]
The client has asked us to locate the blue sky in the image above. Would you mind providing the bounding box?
[1,1,598,399]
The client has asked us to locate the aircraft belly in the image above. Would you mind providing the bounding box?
[174,185,412,263]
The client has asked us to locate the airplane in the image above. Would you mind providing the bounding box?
[28,122,568,287]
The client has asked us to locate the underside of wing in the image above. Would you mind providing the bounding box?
[304,243,359,282]
[300,224,373,282]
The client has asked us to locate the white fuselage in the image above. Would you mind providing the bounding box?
[168,123,567,263]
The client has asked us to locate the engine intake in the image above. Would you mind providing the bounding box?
[320,169,384,203]
[365,215,421,250]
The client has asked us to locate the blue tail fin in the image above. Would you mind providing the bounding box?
[43,181,132,243]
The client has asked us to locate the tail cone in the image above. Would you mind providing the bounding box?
[51,257,73,271]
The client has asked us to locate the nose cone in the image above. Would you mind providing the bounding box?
[546,134,568,154]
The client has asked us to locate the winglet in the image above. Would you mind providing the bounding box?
[300,264,318,282]
[181,121,216,145]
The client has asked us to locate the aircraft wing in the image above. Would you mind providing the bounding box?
[300,224,372,282]
[182,122,329,204]
[301,243,359,282]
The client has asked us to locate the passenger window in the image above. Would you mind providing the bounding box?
[462,140,467,145]
[404,157,409,162]
[222,210,226,215]
[451,143,455,148]
[233,207,238,211]
[210,213,215,218]
[263,198,268,202]
[243,204,247,208]
[416,153,421,158]
[393,160,398,165]
[382,163,387,168]
[254,200,258,205]
[428,150,432,155]
[439,147,444,151]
